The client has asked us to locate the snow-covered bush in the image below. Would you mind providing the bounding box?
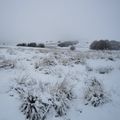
[50,80,73,117]
[20,94,52,120]
[12,76,51,120]
[84,78,110,107]
[20,95,40,120]
[12,76,73,120]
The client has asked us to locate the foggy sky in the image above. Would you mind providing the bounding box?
[0,0,120,43]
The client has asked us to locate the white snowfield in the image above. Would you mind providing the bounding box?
[0,45,120,120]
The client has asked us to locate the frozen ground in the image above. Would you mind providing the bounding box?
[0,45,120,120]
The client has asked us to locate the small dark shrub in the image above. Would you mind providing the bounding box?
[37,43,45,48]
[70,46,75,51]
[90,40,112,50]
[108,57,114,61]
[28,42,37,47]
[17,43,27,46]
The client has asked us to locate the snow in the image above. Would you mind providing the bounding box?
[0,45,120,120]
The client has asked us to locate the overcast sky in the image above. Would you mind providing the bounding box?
[0,0,120,43]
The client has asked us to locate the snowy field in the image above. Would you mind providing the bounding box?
[0,45,120,120]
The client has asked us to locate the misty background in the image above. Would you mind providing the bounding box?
[0,0,120,44]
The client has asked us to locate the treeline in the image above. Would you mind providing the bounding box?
[17,42,45,48]
[16,40,120,50]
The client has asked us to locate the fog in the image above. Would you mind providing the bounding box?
[0,0,120,44]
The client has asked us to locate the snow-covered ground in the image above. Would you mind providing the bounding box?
[0,45,120,120]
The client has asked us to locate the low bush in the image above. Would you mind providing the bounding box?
[37,43,45,48]
[58,41,78,47]
[90,40,120,50]
[90,40,112,50]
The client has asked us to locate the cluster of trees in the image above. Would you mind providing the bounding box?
[17,42,45,48]
[16,40,120,50]
[90,40,120,50]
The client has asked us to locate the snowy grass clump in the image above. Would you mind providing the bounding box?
[11,76,73,120]
[34,55,57,70]
[56,52,86,66]
[84,78,110,107]
[0,58,15,69]
[34,52,86,71]
[50,80,73,117]
[96,66,113,74]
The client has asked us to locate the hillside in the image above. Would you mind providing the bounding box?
[0,46,120,120]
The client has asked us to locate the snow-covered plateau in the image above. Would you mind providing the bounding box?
[0,45,120,120]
